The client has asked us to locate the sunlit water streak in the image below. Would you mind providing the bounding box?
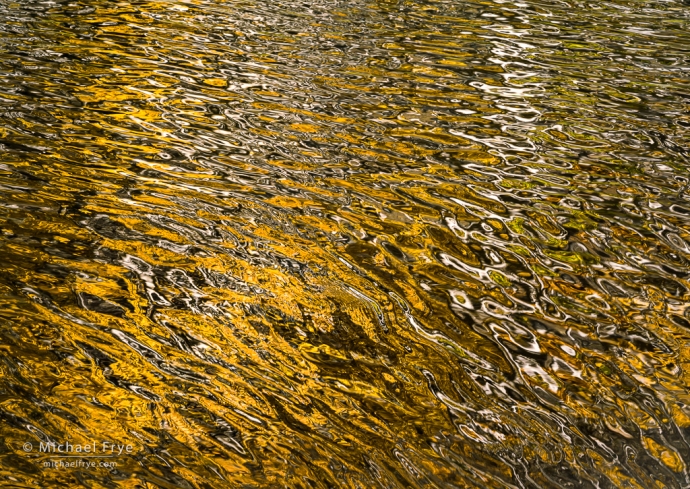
[0,0,689,487]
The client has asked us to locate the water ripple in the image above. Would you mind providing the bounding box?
[0,0,689,487]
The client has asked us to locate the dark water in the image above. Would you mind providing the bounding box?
[0,0,689,487]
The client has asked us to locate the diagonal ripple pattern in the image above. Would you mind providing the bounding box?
[0,0,689,487]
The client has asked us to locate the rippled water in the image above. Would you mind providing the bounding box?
[0,0,689,487]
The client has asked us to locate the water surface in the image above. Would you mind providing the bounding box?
[0,0,689,487]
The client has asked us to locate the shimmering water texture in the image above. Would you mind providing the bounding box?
[0,0,689,487]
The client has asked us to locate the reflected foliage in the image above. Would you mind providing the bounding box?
[0,0,689,487]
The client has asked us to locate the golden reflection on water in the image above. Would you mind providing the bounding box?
[0,0,689,487]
